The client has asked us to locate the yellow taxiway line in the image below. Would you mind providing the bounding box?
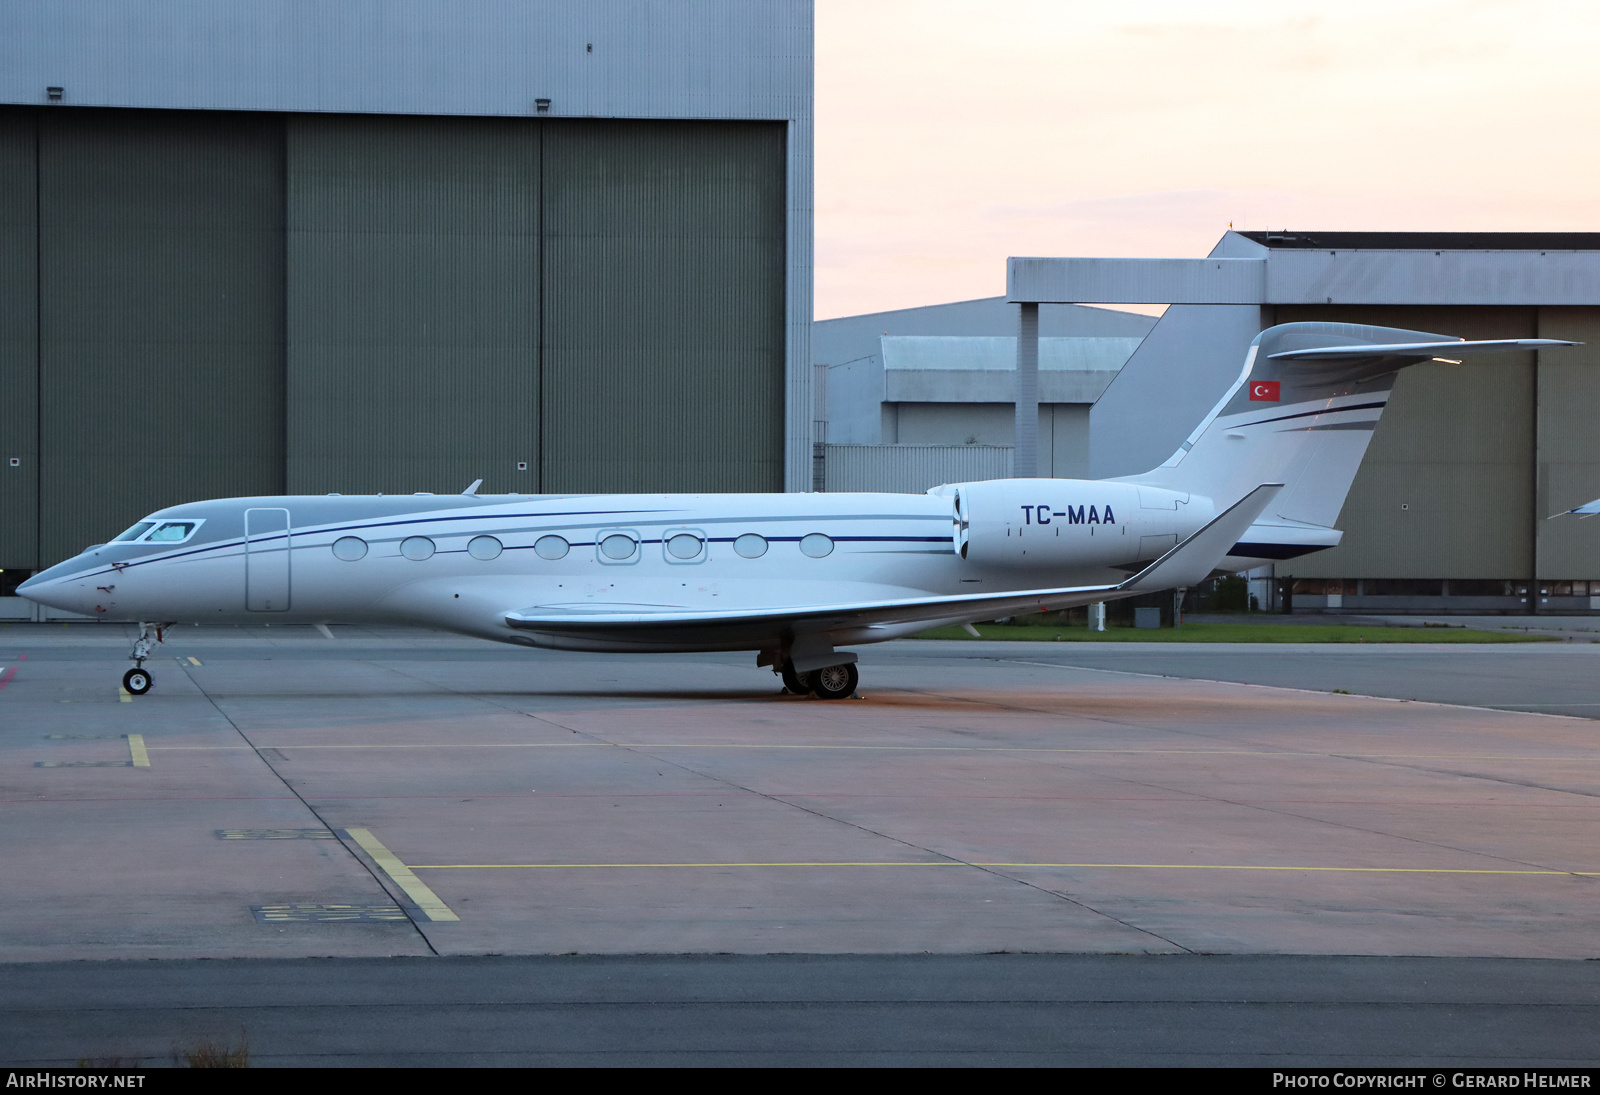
[407,860,1600,876]
[345,827,459,922]
[125,734,149,767]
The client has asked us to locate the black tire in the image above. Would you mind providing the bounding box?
[808,662,858,700]
[781,663,810,695]
[122,668,152,696]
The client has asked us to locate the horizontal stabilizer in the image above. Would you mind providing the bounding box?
[1269,339,1577,362]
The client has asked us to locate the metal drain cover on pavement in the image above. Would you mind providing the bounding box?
[252,904,409,922]
[219,829,338,840]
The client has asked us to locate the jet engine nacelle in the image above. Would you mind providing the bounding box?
[953,478,1208,570]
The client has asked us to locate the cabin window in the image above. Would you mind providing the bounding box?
[468,535,503,561]
[534,535,569,560]
[600,533,637,561]
[734,533,767,559]
[332,536,367,561]
[666,532,704,560]
[113,521,157,542]
[144,521,200,543]
[400,536,435,561]
[800,533,834,559]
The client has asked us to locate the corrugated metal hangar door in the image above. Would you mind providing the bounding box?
[35,109,287,568]
[0,109,788,571]
[540,122,787,494]
[285,115,542,496]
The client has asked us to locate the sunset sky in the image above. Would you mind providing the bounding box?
[814,0,1600,317]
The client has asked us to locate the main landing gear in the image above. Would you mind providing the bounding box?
[779,660,859,700]
[121,623,168,696]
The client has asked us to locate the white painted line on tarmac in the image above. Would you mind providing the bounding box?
[125,734,149,768]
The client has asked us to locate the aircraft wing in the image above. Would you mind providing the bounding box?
[505,484,1282,640]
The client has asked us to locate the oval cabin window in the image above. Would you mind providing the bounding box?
[534,535,569,560]
[467,535,502,561]
[600,533,637,561]
[332,536,367,561]
[733,533,767,559]
[800,533,834,558]
[400,536,435,561]
[666,533,703,560]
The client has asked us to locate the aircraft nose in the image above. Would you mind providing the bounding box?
[14,563,87,610]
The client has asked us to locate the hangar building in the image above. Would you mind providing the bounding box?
[0,0,813,611]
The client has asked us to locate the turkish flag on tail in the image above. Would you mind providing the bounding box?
[1249,381,1280,401]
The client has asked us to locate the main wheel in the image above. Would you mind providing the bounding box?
[781,663,811,695]
[122,667,152,696]
[808,662,858,700]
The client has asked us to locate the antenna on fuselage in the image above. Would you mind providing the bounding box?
[461,479,483,496]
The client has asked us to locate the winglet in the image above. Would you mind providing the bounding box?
[461,479,483,496]
[1120,484,1283,593]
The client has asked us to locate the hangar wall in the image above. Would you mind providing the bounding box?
[1,108,788,571]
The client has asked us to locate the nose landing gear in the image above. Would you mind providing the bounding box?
[121,623,170,697]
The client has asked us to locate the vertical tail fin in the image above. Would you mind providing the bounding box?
[1121,323,1568,540]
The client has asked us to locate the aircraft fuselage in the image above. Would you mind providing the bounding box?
[21,481,1207,653]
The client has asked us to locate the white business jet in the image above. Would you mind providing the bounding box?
[19,322,1571,699]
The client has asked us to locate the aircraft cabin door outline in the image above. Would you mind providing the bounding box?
[244,507,291,611]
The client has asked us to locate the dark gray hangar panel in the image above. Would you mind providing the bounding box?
[541,121,787,494]
[286,114,542,496]
[0,108,37,570]
[36,108,287,567]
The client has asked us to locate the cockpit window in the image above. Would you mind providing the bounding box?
[145,521,199,543]
[113,521,157,542]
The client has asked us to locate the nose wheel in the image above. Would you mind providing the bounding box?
[121,622,171,697]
